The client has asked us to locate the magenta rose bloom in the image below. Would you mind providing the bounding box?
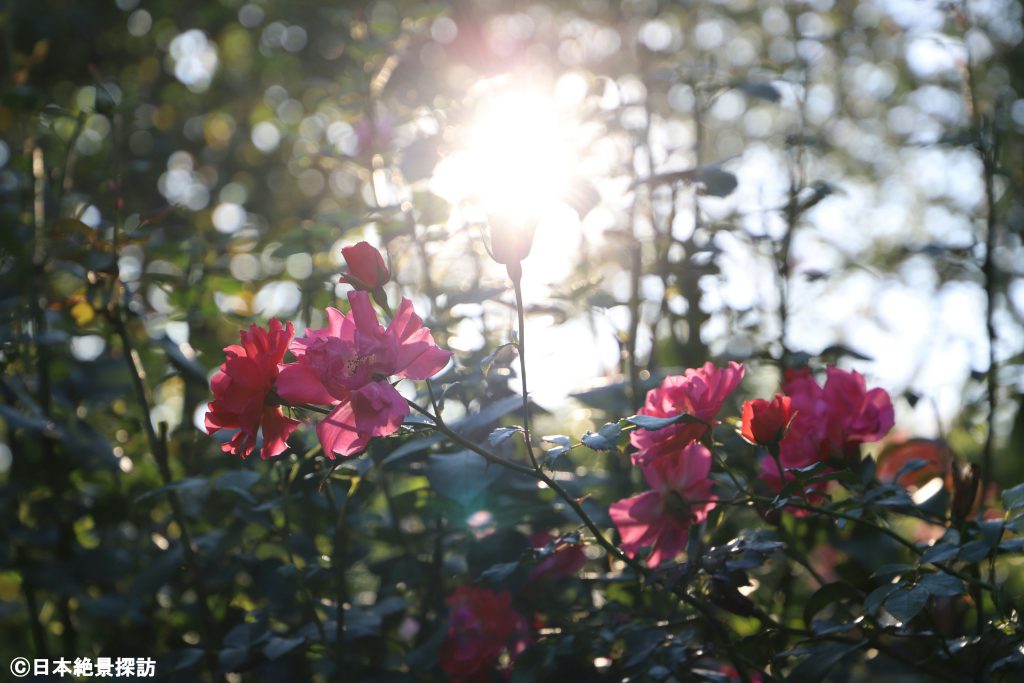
[759,366,895,512]
[205,319,299,459]
[439,585,530,683]
[630,361,745,466]
[820,366,895,450]
[275,291,451,458]
[781,365,894,467]
[610,442,717,567]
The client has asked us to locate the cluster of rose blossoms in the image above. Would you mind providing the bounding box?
[609,361,894,567]
[204,242,452,460]
[204,242,896,679]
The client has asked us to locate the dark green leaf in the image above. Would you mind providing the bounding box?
[884,585,929,623]
[959,540,991,563]
[733,81,781,102]
[922,543,959,564]
[789,641,864,683]
[426,450,501,503]
[263,636,305,660]
[864,581,901,615]
[804,582,859,627]
[917,572,964,598]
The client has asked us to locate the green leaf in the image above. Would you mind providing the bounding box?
[917,572,964,599]
[1002,483,1024,511]
[959,540,991,563]
[883,584,930,623]
[478,561,521,584]
[488,426,522,447]
[381,433,443,467]
[581,422,622,451]
[263,636,305,660]
[732,81,781,102]
[625,413,705,431]
[789,641,865,683]
[864,581,901,615]
[635,164,739,198]
[426,450,501,504]
[922,543,959,564]
[871,563,914,579]
[134,477,210,504]
[803,582,859,628]
[542,435,572,466]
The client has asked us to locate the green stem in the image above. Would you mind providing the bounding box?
[510,269,540,470]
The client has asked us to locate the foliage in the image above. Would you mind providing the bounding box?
[1,0,1023,682]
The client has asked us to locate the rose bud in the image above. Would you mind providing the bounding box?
[486,211,538,281]
[741,394,792,449]
[339,241,391,291]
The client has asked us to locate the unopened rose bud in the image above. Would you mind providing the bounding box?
[486,211,538,280]
[339,241,391,291]
[741,394,792,449]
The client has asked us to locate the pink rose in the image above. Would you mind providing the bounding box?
[630,362,745,466]
[276,291,451,458]
[610,442,717,568]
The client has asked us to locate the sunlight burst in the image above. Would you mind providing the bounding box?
[433,87,577,222]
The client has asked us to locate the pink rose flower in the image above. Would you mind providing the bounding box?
[630,361,745,466]
[610,442,717,568]
[439,585,530,683]
[205,319,299,460]
[758,366,895,513]
[820,366,895,449]
[276,291,451,458]
[782,366,894,467]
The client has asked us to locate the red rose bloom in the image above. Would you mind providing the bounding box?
[741,394,792,448]
[440,585,530,683]
[528,533,586,582]
[204,319,299,459]
[339,241,390,291]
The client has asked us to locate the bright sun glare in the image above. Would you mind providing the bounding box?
[433,88,576,221]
